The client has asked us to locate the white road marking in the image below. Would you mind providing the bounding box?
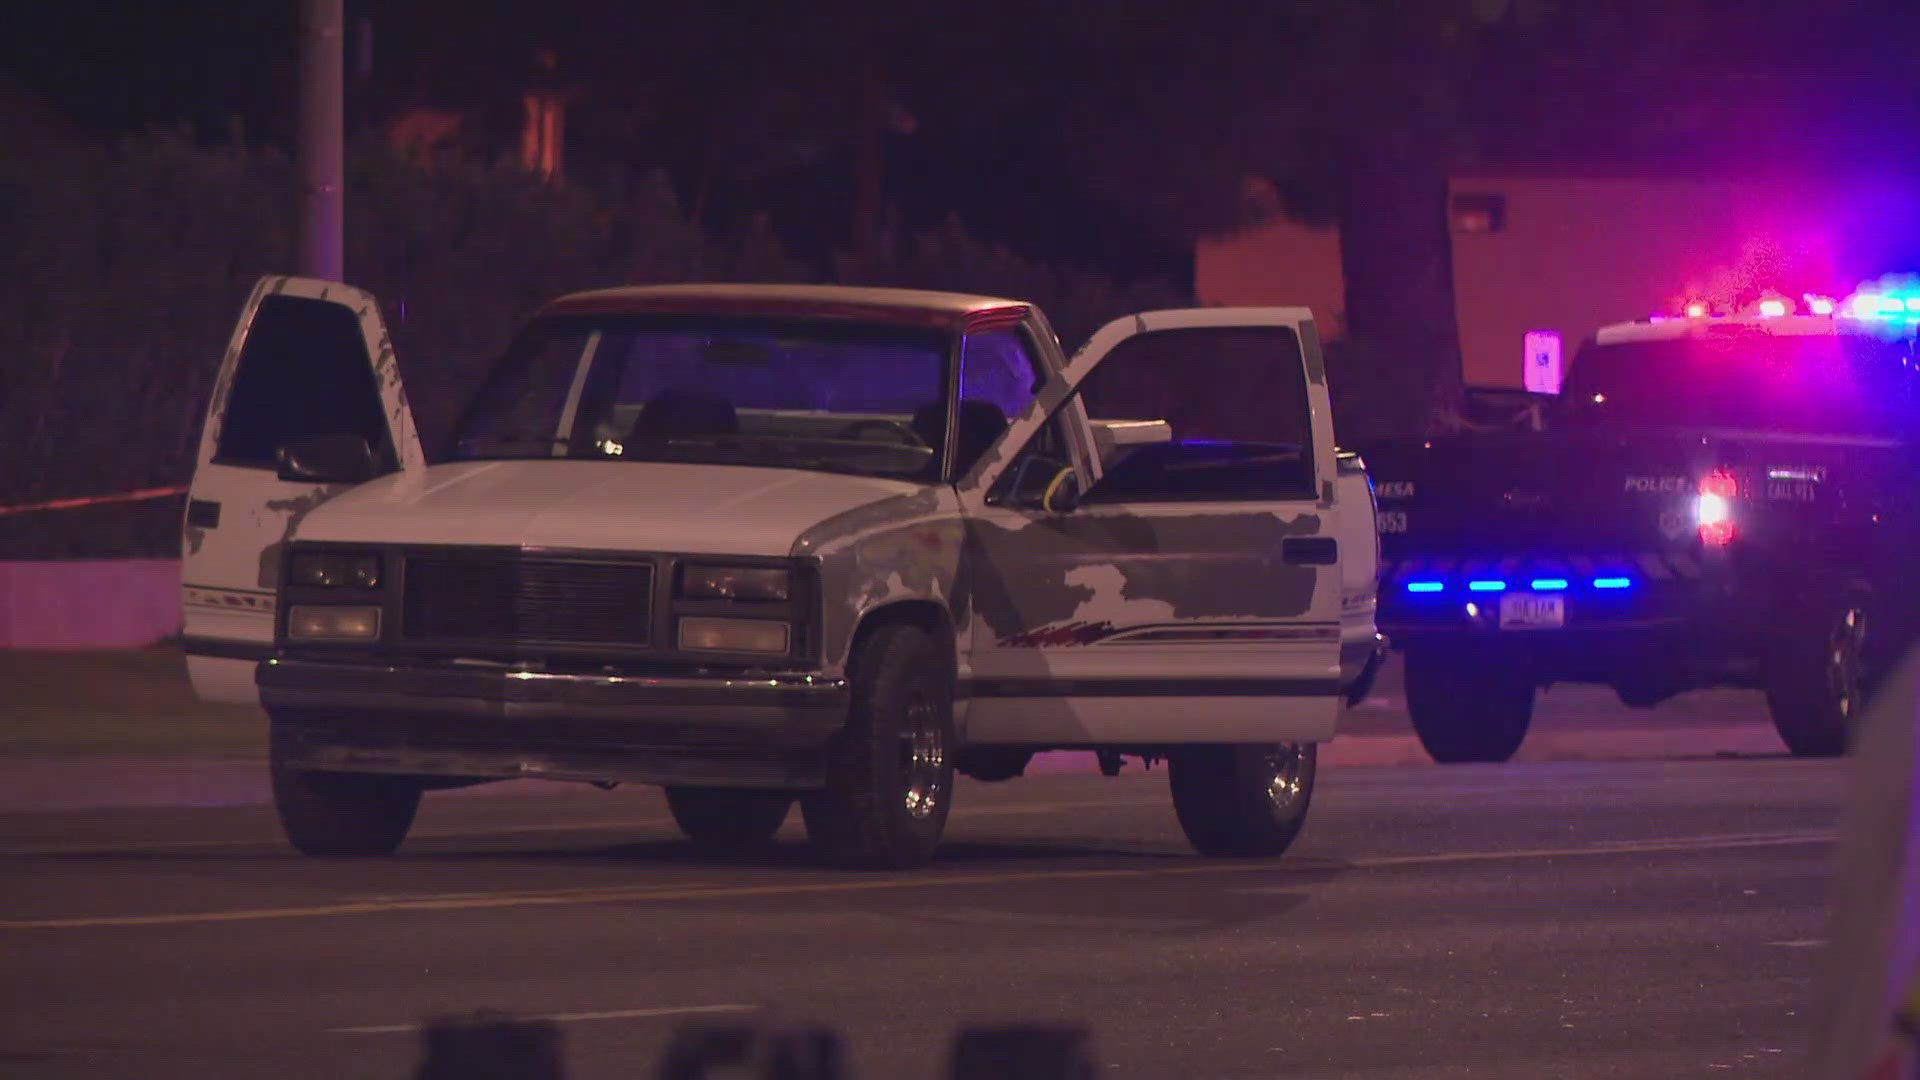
[330,1003,755,1035]
[0,830,1833,931]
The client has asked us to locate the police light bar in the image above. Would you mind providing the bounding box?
[1844,293,1920,322]
[1666,278,1920,324]
[1838,274,1920,325]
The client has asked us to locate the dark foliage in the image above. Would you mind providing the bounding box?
[0,136,1179,558]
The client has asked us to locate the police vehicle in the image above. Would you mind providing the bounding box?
[1365,287,1920,762]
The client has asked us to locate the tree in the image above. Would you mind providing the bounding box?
[1044,1,1513,437]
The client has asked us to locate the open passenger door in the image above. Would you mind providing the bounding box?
[960,307,1345,745]
[180,277,422,705]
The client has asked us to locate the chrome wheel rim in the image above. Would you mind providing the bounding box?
[900,692,946,820]
[1261,744,1309,814]
[1828,606,1868,721]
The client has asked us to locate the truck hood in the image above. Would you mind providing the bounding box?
[291,460,925,556]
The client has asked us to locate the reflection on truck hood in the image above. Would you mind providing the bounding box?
[290,460,924,556]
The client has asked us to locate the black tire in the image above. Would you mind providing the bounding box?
[1765,597,1869,758]
[664,787,793,852]
[1167,743,1316,858]
[801,623,954,869]
[1403,645,1534,764]
[270,736,421,857]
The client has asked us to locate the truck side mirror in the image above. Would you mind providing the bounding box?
[1005,455,1080,513]
[277,433,377,483]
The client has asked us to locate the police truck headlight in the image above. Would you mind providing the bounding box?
[679,565,791,601]
[288,605,382,641]
[289,551,381,589]
[678,616,790,654]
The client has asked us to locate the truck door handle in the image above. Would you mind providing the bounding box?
[187,499,221,529]
[1282,537,1337,565]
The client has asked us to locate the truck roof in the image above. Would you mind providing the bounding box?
[1593,315,1891,346]
[534,283,1031,330]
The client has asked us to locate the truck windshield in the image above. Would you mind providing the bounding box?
[1554,331,1917,437]
[449,315,951,479]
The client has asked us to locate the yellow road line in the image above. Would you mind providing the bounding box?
[0,799,1162,858]
[330,1003,756,1035]
[1350,831,1831,868]
[0,830,1832,931]
[0,817,673,857]
[350,882,719,904]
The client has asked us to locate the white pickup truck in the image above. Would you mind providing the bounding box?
[181,278,1382,868]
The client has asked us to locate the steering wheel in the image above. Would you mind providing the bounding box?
[837,418,926,447]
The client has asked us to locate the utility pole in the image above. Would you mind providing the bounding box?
[299,0,345,280]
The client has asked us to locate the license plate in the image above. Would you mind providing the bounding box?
[1498,592,1565,630]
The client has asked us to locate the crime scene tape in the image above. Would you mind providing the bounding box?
[0,485,188,518]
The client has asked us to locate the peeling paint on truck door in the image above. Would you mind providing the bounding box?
[179,276,423,705]
[961,307,1345,746]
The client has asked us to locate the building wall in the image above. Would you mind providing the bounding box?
[1195,173,1867,390]
[1446,174,1834,388]
[1194,215,1347,339]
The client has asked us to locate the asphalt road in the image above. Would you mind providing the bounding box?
[0,684,1842,1080]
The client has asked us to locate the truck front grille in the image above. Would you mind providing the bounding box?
[402,551,654,648]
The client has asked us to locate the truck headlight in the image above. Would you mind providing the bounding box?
[678,616,790,654]
[679,565,791,601]
[288,605,381,641]
[290,551,381,589]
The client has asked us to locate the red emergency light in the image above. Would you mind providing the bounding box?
[1696,470,1738,546]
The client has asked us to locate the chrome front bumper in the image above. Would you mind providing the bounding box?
[257,658,850,789]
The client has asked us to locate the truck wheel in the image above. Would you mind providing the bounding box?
[801,623,954,869]
[1403,646,1533,764]
[270,738,421,857]
[1765,600,1867,758]
[665,787,793,852]
[1168,743,1316,858]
